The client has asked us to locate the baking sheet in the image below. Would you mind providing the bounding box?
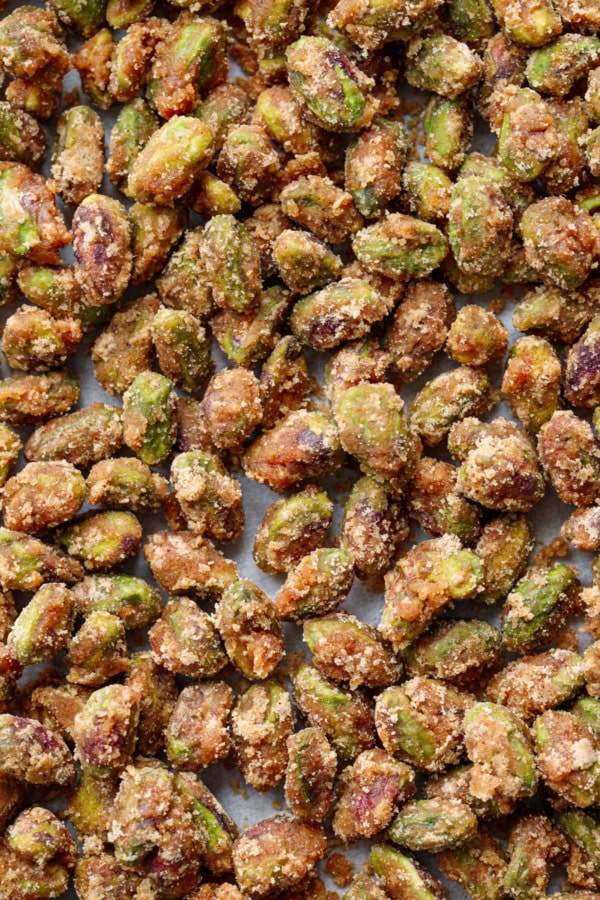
[0,2,595,895]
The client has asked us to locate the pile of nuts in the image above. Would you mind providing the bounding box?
[0,0,600,897]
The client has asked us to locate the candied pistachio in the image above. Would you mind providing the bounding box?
[48,0,106,36]
[147,13,228,119]
[92,295,159,397]
[389,798,477,852]
[324,336,392,409]
[486,648,585,720]
[166,681,232,771]
[175,772,237,876]
[490,0,561,47]
[50,106,103,206]
[201,215,262,314]
[345,118,408,218]
[260,335,312,429]
[171,450,243,542]
[438,827,508,900]
[424,96,472,171]
[87,457,168,512]
[7,805,76,869]
[272,230,341,295]
[370,843,447,900]
[402,160,452,223]
[291,277,393,351]
[0,528,82,592]
[0,163,70,265]
[128,116,213,206]
[1,305,81,372]
[152,305,213,394]
[58,511,142,572]
[292,662,375,762]
[216,125,279,207]
[448,176,513,277]
[67,610,130,686]
[122,370,177,466]
[2,460,86,534]
[275,546,352,619]
[304,612,402,689]
[327,0,441,50]
[286,36,378,133]
[73,29,114,109]
[533,709,600,807]
[200,368,262,452]
[446,0,494,46]
[74,851,140,900]
[236,0,308,57]
[253,485,332,574]
[8,584,73,665]
[521,197,598,291]
[108,18,164,101]
[403,618,502,689]
[24,403,122,469]
[215,579,284,680]
[464,701,538,805]
[176,396,215,453]
[353,213,448,280]
[450,416,545,512]
[0,395,70,472]
[5,80,60,121]
[542,96,589,195]
[0,715,75,785]
[232,682,294,792]
[556,808,600,885]
[448,305,507,367]
[232,816,326,898]
[406,34,483,98]
[125,650,177,757]
[562,507,600,552]
[538,410,600,505]
[0,7,70,83]
[495,87,559,182]
[195,81,250,151]
[0,425,20,488]
[109,763,204,889]
[73,575,157,630]
[336,382,421,493]
[565,316,600,409]
[385,278,455,384]
[407,457,481,545]
[526,34,600,97]
[341,476,408,581]
[23,682,90,745]
[0,102,46,169]
[502,335,561,433]
[281,175,363,244]
[334,749,415,843]
[381,534,484,650]
[107,98,158,193]
[72,194,132,307]
[148,596,227,678]
[502,564,580,654]
[410,366,496,447]
[253,85,332,158]
[475,515,533,603]
[375,677,473,773]
[130,203,188,286]
[284,727,337,823]
[18,264,111,330]
[211,285,291,369]
[191,170,241,217]
[144,530,238,598]
[243,410,343,493]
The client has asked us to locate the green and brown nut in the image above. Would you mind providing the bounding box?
[148,596,227,678]
[502,335,561,434]
[8,583,74,665]
[215,579,284,679]
[280,175,363,244]
[0,163,70,265]
[72,194,132,306]
[0,715,75,786]
[50,106,104,206]
[123,370,177,465]
[201,214,262,314]
[232,682,294,792]
[407,456,481,545]
[538,410,600,506]
[533,709,600,807]
[375,676,473,772]
[171,450,244,542]
[389,797,478,852]
[87,457,169,511]
[58,511,142,572]
[521,197,599,291]
[438,826,509,900]
[1,304,82,372]
[24,403,123,469]
[2,461,86,533]
[284,726,337,823]
[166,681,233,771]
[144,530,238,599]
[353,213,448,280]
[0,102,46,169]
[341,476,408,581]
[446,304,508,367]
[200,367,263,452]
[502,563,581,654]
[486,648,585,721]
[403,618,503,689]
[66,610,130,686]
[253,484,333,574]
[0,528,83,592]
